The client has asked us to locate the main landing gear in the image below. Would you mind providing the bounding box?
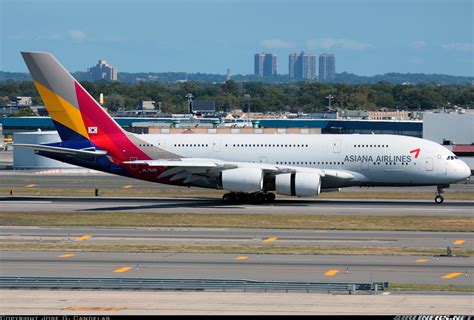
[435,185,445,204]
[222,192,276,204]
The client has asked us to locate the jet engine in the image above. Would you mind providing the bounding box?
[275,172,321,197]
[221,167,263,193]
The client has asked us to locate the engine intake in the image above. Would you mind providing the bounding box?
[221,167,263,193]
[275,172,321,197]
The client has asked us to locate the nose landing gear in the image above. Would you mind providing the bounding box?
[435,185,445,204]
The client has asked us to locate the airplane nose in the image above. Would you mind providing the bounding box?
[461,162,471,179]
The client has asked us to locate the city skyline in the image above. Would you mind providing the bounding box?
[1,0,472,76]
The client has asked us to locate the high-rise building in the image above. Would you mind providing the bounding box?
[89,59,118,81]
[288,52,316,81]
[254,53,277,78]
[319,53,336,82]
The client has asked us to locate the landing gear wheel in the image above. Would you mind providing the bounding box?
[265,193,276,203]
[223,193,237,203]
[435,185,447,204]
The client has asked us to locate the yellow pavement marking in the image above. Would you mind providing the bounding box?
[234,256,249,261]
[75,235,92,241]
[64,307,124,311]
[25,184,37,188]
[453,240,465,245]
[113,266,133,273]
[441,272,462,279]
[262,237,278,243]
[324,269,340,276]
[59,254,76,258]
[415,259,429,263]
[122,185,133,189]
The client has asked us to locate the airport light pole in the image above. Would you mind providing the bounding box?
[326,94,334,109]
[185,93,194,114]
[244,94,251,124]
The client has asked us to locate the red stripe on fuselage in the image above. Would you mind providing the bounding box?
[74,81,151,162]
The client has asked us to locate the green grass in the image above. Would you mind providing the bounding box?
[1,212,473,232]
[389,283,474,293]
[1,242,472,256]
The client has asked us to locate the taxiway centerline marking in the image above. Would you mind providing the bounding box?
[441,272,462,279]
[113,266,133,273]
[235,256,249,261]
[324,269,340,276]
[64,307,123,311]
[75,235,92,241]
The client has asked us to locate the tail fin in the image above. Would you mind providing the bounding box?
[21,52,149,161]
[21,51,124,141]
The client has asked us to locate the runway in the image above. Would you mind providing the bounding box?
[0,251,472,286]
[1,196,473,216]
[3,171,474,192]
[1,226,471,249]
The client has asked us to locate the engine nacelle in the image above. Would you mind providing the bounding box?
[221,167,263,193]
[275,172,321,197]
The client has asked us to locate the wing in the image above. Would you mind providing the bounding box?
[124,158,355,186]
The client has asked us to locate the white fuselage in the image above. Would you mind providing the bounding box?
[136,133,471,187]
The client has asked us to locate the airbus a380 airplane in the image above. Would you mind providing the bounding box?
[17,52,471,204]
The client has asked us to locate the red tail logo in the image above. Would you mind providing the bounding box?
[410,148,420,159]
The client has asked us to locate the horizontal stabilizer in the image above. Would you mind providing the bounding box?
[14,144,107,159]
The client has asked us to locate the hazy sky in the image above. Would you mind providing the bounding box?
[1,0,473,76]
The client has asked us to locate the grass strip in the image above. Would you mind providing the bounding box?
[1,242,473,256]
[1,212,472,232]
[389,283,474,293]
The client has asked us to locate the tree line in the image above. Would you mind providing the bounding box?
[0,80,472,114]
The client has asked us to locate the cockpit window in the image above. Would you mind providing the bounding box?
[447,156,459,160]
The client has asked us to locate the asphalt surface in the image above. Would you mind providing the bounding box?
[2,171,474,192]
[0,251,472,286]
[1,226,472,249]
[1,196,474,216]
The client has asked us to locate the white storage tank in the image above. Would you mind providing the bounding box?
[13,131,76,169]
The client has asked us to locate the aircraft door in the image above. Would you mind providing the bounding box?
[361,161,369,170]
[259,156,268,163]
[155,139,168,157]
[425,157,433,171]
[333,140,341,153]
